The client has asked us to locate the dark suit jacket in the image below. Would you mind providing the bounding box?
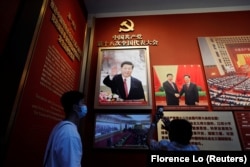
[179,82,199,105]
[162,81,179,105]
[103,74,145,100]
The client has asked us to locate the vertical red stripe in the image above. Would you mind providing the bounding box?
[153,67,162,92]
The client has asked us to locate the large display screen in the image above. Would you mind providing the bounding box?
[94,113,151,149]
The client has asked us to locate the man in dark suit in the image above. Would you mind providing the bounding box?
[162,73,180,105]
[103,61,145,101]
[179,75,199,105]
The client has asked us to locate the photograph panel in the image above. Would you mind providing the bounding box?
[153,65,209,110]
[94,46,152,109]
[198,35,250,110]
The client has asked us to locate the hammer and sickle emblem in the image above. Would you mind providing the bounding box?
[119,19,134,32]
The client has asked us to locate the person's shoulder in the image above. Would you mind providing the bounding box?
[186,144,200,151]
[159,140,170,147]
[191,82,197,86]
[113,74,122,79]
[163,81,168,85]
[157,140,171,150]
[190,144,200,151]
[57,121,76,130]
[52,121,78,139]
[159,139,170,144]
[60,121,79,137]
[131,76,142,82]
[150,139,169,150]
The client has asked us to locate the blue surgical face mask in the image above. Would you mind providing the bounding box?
[77,105,87,118]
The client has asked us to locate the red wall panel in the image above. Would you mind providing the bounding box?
[85,11,250,166]
[4,0,87,166]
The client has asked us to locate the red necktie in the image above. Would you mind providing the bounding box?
[124,79,128,98]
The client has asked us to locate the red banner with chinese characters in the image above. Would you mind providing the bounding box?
[5,0,87,166]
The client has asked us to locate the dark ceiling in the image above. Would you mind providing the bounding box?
[83,0,250,16]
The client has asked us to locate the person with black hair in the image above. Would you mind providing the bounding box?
[103,61,145,100]
[43,91,87,167]
[179,74,199,105]
[147,117,199,151]
[162,73,180,105]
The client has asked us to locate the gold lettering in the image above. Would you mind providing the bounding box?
[50,0,82,61]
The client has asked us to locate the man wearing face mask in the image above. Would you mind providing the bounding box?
[43,90,87,167]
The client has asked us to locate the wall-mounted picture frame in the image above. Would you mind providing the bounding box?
[94,46,152,109]
[153,65,209,110]
[198,35,250,110]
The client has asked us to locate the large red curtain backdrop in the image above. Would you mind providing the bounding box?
[153,65,206,92]
[175,65,205,90]
[153,67,162,92]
